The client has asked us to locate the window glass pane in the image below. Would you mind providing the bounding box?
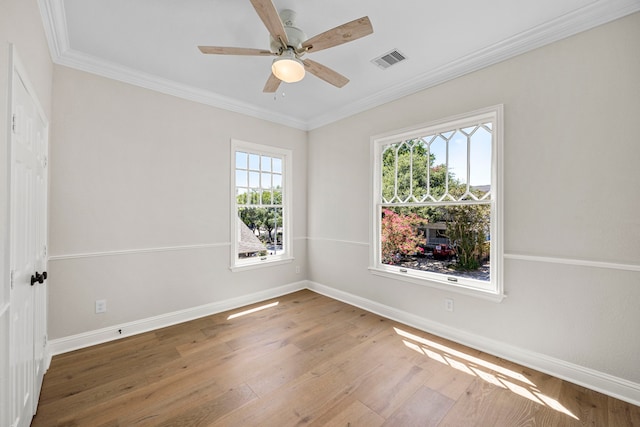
[236,170,247,187]
[448,131,468,197]
[264,207,284,254]
[272,189,282,205]
[380,205,490,282]
[237,207,267,258]
[272,158,282,173]
[429,136,447,200]
[262,156,272,172]
[236,188,248,205]
[249,154,260,171]
[272,173,282,189]
[261,172,272,189]
[236,152,247,169]
[381,145,396,202]
[247,189,259,205]
[469,125,492,193]
[396,142,412,202]
[411,139,429,202]
[236,206,284,257]
[249,171,260,188]
[261,190,273,205]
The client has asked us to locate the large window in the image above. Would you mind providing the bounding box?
[371,106,503,299]
[231,140,292,270]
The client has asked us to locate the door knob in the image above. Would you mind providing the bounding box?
[30,271,47,286]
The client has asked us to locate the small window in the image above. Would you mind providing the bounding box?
[231,140,292,270]
[371,106,503,299]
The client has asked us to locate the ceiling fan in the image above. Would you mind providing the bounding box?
[198,0,373,93]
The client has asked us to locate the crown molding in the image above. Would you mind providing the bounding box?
[306,0,640,129]
[56,49,309,130]
[38,0,69,59]
[39,0,640,131]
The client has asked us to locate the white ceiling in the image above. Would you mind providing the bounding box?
[40,0,639,130]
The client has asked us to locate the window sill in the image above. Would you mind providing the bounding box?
[368,266,505,302]
[230,257,294,272]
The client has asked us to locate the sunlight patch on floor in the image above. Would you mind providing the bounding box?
[395,327,579,420]
[227,301,279,320]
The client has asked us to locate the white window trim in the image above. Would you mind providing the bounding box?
[230,139,293,272]
[370,105,504,301]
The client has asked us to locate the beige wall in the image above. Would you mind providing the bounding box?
[48,67,307,338]
[307,12,640,384]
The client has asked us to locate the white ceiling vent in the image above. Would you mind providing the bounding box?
[371,49,407,69]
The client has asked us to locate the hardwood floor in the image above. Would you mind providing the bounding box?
[32,290,640,426]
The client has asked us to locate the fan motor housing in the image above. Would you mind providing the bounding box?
[270,9,307,53]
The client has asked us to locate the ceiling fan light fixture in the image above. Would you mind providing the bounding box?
[272,50,305,83]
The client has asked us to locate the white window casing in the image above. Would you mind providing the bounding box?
[230,139,293,271]
[370,105,504,301]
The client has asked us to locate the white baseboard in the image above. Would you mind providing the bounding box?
[47,279,640,407]
[306,281,640,407]
[48,281,306,356]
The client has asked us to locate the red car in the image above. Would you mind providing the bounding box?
[433,244,456,260]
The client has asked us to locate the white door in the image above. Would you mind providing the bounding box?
[9,51,49,427]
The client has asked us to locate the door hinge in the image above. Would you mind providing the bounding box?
[11,113,17,133]
[10,270,14,290]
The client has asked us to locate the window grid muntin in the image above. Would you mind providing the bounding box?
[380,122,492,205]
[236,151,283,207]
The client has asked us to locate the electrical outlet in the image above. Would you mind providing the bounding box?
[295,266,301,274]
[95,299,107,314]
[444,298,454,312]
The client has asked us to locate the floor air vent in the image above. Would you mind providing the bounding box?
[371,49,407,69]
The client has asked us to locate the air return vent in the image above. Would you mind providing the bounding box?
[371,49,407,69]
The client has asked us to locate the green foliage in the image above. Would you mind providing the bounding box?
[382,139,452,205]
[445,204,490,270]
[382,139,432,202]
[236,189,282,206]
[237,188,283,244]
[380,208,426,264]
[261,207,283,244]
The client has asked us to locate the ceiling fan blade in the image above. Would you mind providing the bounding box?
[263,72,282,93]
[198,46,274,56]
[250,0,289,48]
[302,16,373,53]
[302,59,349,88]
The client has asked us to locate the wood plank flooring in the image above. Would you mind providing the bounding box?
[32,290,640,426]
